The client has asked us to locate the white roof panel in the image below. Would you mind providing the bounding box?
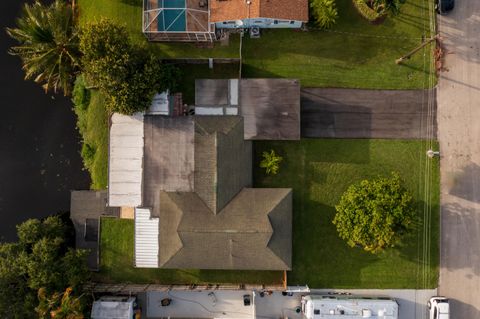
[135,208,159,268]
[108,113,144,207]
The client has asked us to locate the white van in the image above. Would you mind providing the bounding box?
[428,297,450,319]
[302,295,399,319]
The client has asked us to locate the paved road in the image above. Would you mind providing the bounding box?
[437,1,480,318]
[140,288,436,319]
[301,88,436,139]
[0,0,89,241]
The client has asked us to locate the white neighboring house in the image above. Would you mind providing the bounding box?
[142,0,309,42]
[302,295,399,319]
[210,0,309,30]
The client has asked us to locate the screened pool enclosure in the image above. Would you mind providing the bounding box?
[143,0,215,42]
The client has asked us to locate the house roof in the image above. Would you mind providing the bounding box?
[194,79,301,140]
[144,116,252,214]
[140,116,292,270]
[194,116,252,213]
[209,0,309,23]
[108,113,144,207]
[70,191,119,270]
[239,79,301,140]
[158,188,292,270]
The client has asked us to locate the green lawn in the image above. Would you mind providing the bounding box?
[242,0,435,88]
[73,89,109,190]
[77,0,434,89]
[98,218,284,285]
[254,139,439,288]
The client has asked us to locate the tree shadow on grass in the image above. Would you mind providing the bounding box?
[289,201,381,288]
[121,0,143,7]
[391,200,440,288]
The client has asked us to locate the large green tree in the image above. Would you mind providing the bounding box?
[79,19,179,115]
[6,0,80,95]
[333,173,415,253]
[0,216,89,318]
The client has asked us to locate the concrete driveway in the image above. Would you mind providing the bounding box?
[437,1,480,318]
[301,88,436,139]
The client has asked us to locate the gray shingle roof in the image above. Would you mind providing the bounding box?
[194,116,252,213]
[142,116,292,270]
[158,189,292,270]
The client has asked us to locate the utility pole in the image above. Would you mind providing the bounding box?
[395,34,439,64]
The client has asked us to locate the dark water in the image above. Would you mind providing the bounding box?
[0,1,90,241]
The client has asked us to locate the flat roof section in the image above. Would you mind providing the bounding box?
[143,116,195,213]
[195,79,229,106]
[70,190,119,270]
[194,79,301,140]
[108,113,144,207]
[239,79,300,140]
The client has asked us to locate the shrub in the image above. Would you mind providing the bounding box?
[72,75,91,111]
[352,0,385,22]
[310,0,339,29]
[260,150,283,175]
[371,0,402,15]
[333,173,415,253]
[81,143,95,168]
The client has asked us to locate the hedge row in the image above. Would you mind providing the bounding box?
[352,0,385,22]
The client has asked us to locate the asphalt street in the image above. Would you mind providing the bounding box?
[437,0,480,318]
[0,1,90,241]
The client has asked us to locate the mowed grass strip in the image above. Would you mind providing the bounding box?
[98,217,284,285]
[254,139,439,288]
[74,89,109,190]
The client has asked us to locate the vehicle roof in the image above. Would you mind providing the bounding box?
[438,302,450,312]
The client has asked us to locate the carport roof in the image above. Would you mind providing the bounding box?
[194,78,301,140]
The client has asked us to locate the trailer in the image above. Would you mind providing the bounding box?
[302,295,399,319]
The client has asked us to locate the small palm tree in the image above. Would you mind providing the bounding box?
[6,0,80,95]
[36,287,84,319]
[310,0,339,29]
[260,149,283,175]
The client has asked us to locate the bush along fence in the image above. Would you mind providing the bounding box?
[352,0,386,23]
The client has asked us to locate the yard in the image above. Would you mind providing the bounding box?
[77,0,435,89]
[97,217,284,285]
[73,88,109,190]
[254,139,439,288]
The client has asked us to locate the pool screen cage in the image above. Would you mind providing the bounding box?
[143,0,216,42]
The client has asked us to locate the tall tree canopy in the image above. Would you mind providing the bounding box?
[0,216,89,318]
[79,19,179,115]
[333,173,416,253]
[6,0,80,95]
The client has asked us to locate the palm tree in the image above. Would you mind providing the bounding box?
[260,149,283,175]
[6,0,80,95]
[36,287,84,319]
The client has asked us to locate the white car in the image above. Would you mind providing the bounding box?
[428,296,450,319]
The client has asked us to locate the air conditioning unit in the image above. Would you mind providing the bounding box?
[249,26,260,38]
